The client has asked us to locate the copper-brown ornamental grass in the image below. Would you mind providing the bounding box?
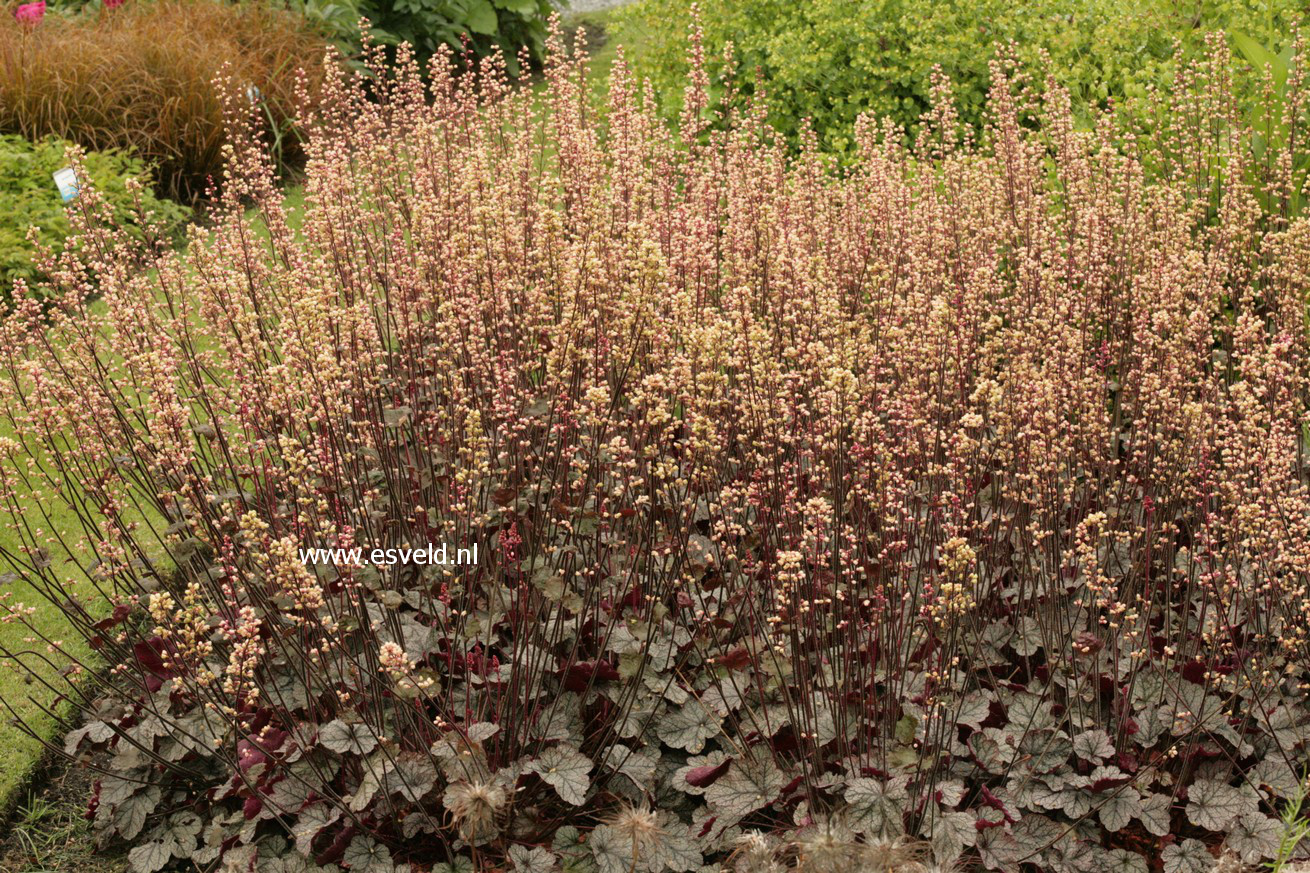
[0,0,327,201]
[0,17,1308,873]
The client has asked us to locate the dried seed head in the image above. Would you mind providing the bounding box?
[790,819,862,873]
[858,836,933,873]
[604,802,664,858]
[1211,852,1244,873]
[731,831,783,873]
[442,779,507,842]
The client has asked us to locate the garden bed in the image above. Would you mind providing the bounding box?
[1,4,1309,873]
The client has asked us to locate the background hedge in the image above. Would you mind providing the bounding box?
[613,0,1303,151]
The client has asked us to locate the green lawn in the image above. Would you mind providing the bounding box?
[0,301,108,808]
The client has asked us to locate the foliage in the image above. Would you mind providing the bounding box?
[0,134,187,302]
[359,0,554,74]
[1272,777,1310,872]
[280,0,370,51]
[0,0,331,201]
[3,20,1310,873]
[613,0,1304,152]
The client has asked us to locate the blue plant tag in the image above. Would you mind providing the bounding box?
[52,167,79,202]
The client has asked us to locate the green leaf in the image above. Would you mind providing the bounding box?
[528,745,593,806]
[433,859,476,873]
[493,0,538,14]
[381,752,438,802]
[1138,793,1171,837]
[164,811,202,854]
[552,825,593,871]
[1231,32,1288,87]
[1103,849,1148,873]
[1186,778,1258,831]
[704,758,786,823]
[654,812,703,872]
[1162,840,1212,873]
[1072,729,1114,763]
[657,698,722,753]
[1226,812,1281,864]
[954,692,992,729]
[128,841,172,873]
[467,722,499,743]
[587,825,632,873]
[1006,692,1056,731]
[343,835,395,873]
[293,803,342,856]
[844,777,907,838]
[976,825,1025,873]
[1098,790,1140,833]
[920,808,975,867]
[320,719,380,755]
[1012,616,1043,656]
[112,785,161,841]
[1017,728,1072,774]
[508,845,559,873]
[601,743,659,792]
[968,728,1014,774]
[463,0,498,35]
[349,752,397,813]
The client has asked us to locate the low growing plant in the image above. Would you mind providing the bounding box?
[1,19,1310,873]
[1270,772,1310,872]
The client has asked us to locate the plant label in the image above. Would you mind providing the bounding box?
[52,167,79,202]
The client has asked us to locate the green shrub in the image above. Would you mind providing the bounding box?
[360,0,555,74]
[0,134,188,301]
[613,0,1303,151]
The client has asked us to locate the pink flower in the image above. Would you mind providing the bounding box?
[13,1,44,24]
[103,0,125,7]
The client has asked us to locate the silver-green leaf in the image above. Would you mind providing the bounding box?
[529,745,593,806]
[1226,811,1281,863]
[1186,778,1258,831]
[844,777,907,838]
[1162,839,1212,873]
[320,719,380,755]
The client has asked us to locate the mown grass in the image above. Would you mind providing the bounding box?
[0,312,106,809]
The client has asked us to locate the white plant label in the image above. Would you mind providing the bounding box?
[52,167,79,202]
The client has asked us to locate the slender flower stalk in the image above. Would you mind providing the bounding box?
[0,17,1307,873]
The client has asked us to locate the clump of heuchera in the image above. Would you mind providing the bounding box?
[1,15,1308,873]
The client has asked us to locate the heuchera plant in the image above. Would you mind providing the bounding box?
[1,19,1309,873]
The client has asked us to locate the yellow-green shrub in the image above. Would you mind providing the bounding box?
[613,0,1302,151]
